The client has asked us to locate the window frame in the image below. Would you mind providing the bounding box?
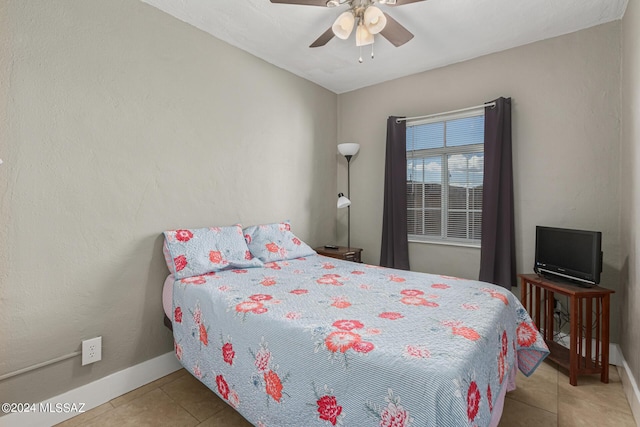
[406,108,485,247]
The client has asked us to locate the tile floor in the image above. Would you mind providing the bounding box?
[56,361,637,427]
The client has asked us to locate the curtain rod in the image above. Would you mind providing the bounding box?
[396,102,496,123]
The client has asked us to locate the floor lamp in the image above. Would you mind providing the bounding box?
[337,143,360,249]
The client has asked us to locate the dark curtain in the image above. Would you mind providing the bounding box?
[380,116,410,270]
[479,97,515,289]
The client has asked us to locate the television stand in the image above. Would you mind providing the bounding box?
[518,274,614,386]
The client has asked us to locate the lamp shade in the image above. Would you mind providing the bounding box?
[364,6,387,34]
[337,193,351,209]
[338,143,360,157]
[355,24,374,47]
[332,11,355,40]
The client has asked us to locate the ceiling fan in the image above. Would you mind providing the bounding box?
[270,0,425,61]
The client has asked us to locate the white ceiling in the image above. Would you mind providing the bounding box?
[141,0,628,94]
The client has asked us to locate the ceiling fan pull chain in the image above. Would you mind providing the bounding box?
[359,46,363,63]
[371,43,374,59]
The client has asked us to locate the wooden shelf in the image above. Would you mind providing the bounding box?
[519,274,614,386]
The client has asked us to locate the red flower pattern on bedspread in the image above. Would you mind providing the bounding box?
[264,370,283,402]
[516,321,537,347]
[400,289,424,297]
[216,374,230,400]
[266,242,280,253]
[261,277,277,287]
[332,319,364,331]
[174,307,182,323]
[331,297,351,309]
[236,301,265,313]
[174,341,182,360]
[317,274,343,286]
[379,312,404,320]
[209,250,224,264]
[502,330,508,355]
[380,404,410,427]
[174,255,187,272]
[404,345,431,359]
[400,296,439,307]
[367,390,413,427]
[467,381,481,421]
[481,287,510,305]
[441,321,481,341]
[175,229,193,242]
[325,331,362,353]
[255,349,271,373]
[222,342,235,365]
[353,341,374,353]
[181,276,206,285]
[199,323,208,346]
[317,395,342,425]
[192,306,202,325]
[487,384,493,413]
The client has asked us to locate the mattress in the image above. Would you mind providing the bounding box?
[162,274,174,318]
[169,255,548,426]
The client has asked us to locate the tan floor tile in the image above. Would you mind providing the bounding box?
[54,402,115,427]
[558,371,633,415]
[507,360,559,414]
[499,397,558,426]
[110,369,188,408]
[82,388,198,427]
[558,396,637,427]
[197,407,253,427]
[161,373,229,422]
[557,367,636,427]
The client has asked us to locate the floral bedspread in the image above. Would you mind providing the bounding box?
[171,255,548,427]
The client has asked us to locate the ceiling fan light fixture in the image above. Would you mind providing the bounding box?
[379,0,397,4]
[326,0,340,7]
[364,6,386,34]
[355,23,374,46]
[332,11,355,39]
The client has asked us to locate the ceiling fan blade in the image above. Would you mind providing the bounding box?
[270,0,329,6]
[386,0,426,5]
[310,27,335,47]
[380,12,414,47]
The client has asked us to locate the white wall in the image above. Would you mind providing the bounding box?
[337,22,623,340]
[621,0,640,398]
[0,0,337,404]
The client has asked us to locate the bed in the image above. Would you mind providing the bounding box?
[161,223,548,427]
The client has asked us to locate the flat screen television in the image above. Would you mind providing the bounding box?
[534,226,603,286]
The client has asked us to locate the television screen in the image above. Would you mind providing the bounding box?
[534,226,602,286]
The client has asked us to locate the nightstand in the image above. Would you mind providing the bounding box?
[315,246,363,263]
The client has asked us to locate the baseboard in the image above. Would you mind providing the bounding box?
[0,352,181,427]
[619,359,640,427]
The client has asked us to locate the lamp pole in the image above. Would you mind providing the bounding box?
[346,154,352,249]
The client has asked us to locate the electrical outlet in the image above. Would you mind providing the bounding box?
[82,337,102,366]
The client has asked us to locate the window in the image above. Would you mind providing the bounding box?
[406,110,484,245]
